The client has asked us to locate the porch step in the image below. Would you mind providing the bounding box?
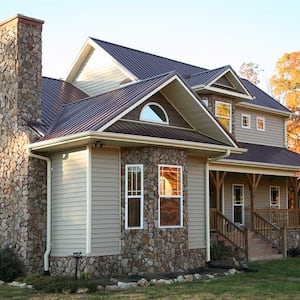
[247,231,283,262]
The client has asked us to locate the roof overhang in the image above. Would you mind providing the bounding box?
[192,67,253,101]
[210,158,300,177]
[27,131,246,157]
[236,102,292,117]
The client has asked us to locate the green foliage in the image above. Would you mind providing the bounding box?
[21,274,99,293]
[0,247,24,282]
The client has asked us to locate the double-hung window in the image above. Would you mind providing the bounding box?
[158,165,183,228]
[125,165,143,229]
[215,101,232,133]
[242,114,251,129]
[257,116,265,131]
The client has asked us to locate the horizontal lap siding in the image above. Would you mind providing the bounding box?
[91,148,121,255]
[72,48,131,96]
[187,156,206,249]
[235,108,285,147]
[51,149,87,256]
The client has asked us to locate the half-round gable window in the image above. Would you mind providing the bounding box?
[140,103,169,124]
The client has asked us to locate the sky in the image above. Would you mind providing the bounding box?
[1,0,299,92]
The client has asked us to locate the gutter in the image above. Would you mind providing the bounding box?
[27,148,52,275]
[205,149,231,262]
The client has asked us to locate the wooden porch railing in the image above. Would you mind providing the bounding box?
[253,211,282,251]
[255,209,300,229]
[210,209,245,252]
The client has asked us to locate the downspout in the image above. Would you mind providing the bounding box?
[206,149,231,262]
[27,148,52,275]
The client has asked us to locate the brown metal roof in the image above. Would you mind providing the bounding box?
[227,142,300,167]
[38,72,178,141]
[105,120,228,146]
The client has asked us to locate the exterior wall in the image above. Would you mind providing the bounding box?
[90,147,121,255]
[51,148,87,256]
[123,92,193,129]
[187,156,206,249]
[50,146,206,277]
[0,15,46,274]
[223,173,288,226]
[71,47,132,96]
[235,107,285,147]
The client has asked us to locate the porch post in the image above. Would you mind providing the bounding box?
[209,171,227,212]
[247,174,262,230]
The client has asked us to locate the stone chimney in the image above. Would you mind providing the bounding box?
[0,15,46,274]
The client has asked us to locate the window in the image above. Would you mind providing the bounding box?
[202,98,209,106]
[215,101,232,132]
[233,184,244,225]
[140,102,168,124]
[242,114,251,129]
[257,116,265,131]
[125,165,143,229]
[159,165,183,228]
[270,186,280,208]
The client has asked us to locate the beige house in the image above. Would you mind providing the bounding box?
[1,14,300,276]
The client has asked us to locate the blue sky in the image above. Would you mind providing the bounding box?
[1,0,299,92]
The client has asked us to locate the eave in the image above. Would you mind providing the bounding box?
[210,158,300,177]
[236,102,292,117]
[27,131,246,157]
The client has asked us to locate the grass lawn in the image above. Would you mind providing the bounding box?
[1,258,300,299]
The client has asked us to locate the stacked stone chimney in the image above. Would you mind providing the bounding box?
[0,15,46,274]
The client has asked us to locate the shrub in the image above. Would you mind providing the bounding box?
[0,246,24,282]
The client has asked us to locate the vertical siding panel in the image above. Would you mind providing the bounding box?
[51,148,87,256]
[91,147,121,255]
[235,108,285,147]
[72,48,132,96]
[187,156,206,249]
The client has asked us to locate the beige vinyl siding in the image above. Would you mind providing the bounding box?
[187,156,206,249]
[223,174,287,225]
[51,148,87,256]
[235,107,285,147]
[72,47,132,96]
[90,147,121,255]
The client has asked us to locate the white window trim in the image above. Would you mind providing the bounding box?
[140,102,169,124]
[270,186,280,208]
[158,164,183,228]
[241,114,251,129]
[215,101,232,133]
[256,116,265,131]
[232,184,244,225]
[125,164,144,229]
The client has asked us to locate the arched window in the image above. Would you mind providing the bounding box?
[140,103,169,124]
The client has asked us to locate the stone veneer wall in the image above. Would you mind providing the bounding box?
[0,15,46,274]
[50,146,206,277]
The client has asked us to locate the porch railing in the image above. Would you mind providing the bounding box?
[253,211,282,251]
[210,209,245,252]
[255,209,300,229]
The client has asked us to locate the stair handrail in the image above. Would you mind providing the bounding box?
[252,211,282,250]
[215,211,245,252]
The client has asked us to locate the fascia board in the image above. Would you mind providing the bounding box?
[210,158,300,174]
[88,38,138,82]
[204,86,253,100]
[27,131,245,154]
[236,102,292,117]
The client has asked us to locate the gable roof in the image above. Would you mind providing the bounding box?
[239,79,291,114]
[34,72,241,154]
[90,38,207,79]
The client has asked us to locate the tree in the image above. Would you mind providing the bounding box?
[239,62,261,85]
[270,51,300,153]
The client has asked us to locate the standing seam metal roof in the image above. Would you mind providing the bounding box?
[91,38,207,79]
[38,72,178,141]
